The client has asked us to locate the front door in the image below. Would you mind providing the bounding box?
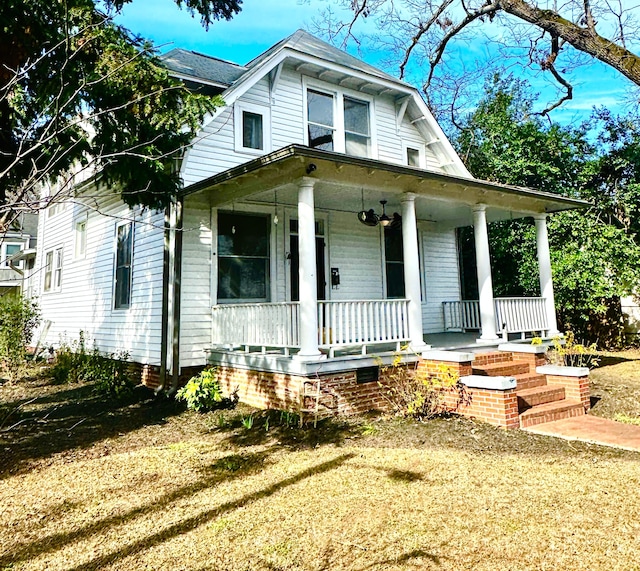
[289,234,326,301]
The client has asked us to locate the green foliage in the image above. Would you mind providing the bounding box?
[50,332,137,397]
[0,0,240,217]
[378,355,467,421]
[0,295,40,382]
[241,414,254,430]
[175,368,236,412]
[455,76,640,347]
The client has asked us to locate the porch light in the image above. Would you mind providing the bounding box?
[357,200,401,228]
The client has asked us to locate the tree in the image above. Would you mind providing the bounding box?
[455,76,640,346]
[317,1,640,118]
[0,0,242,227]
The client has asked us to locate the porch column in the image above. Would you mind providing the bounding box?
[473,204,498,340]
[534,213,560,336]
[297,177,322,358]
[401,193,427,350]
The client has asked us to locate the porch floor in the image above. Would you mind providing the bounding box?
[425,331,541,352]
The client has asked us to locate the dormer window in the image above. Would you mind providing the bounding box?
[234,102,271,154]
[305,83,374,158]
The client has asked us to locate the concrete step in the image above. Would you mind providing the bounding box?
[473,351,514,366]
[519,400,585,428]
[472,361,530,377]
[514,373,548,391]
[517,385,565,411]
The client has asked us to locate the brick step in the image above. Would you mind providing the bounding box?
[519,400,585,428]
[473,351,514,366]
[513,373,547,391]
[472,361,530,377]
[517,385,565,411]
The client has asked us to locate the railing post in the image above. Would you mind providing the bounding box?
[296,177,323,358]
[401,193,428,350]
[534,213,560,336]
[473,204,499,340]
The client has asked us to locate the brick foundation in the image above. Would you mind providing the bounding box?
[440,386,520,429]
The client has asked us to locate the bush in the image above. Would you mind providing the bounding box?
[176,368,236,412]
[0,295,40,381]
[378,355,467,420]
[546,331,600,369]
[50,332,90,384]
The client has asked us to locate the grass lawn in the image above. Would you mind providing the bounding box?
[1,351,639,571]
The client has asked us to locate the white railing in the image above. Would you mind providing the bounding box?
[442,300,481,331]
[317,299,410,347]
[495,297,548,336]
[443,297,549,337]
[212,302,300,348]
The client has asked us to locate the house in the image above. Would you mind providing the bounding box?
[33,30,591,427]
[0,213,38,297]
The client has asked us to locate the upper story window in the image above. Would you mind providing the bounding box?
[1,242,24,269]
[234,102,271,154]
[44,247,63,292]
[403,142,425,168]
[305,83,373,158]
[75,218,87,258]
[114,222,133,309]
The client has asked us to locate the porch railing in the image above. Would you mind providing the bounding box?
[212,302,300,348]
[443,297,549,337]
[317,299,410,347]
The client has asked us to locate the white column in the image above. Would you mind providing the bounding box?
[401,193,427,350]
[296,177,322,358]
[534,213,560,336]
[473,204,498,340]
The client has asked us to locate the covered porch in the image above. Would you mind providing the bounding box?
[181,144,585,373]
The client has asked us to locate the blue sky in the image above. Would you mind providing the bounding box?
[114,0,632,126]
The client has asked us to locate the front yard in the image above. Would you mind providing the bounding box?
[1,350,639,571]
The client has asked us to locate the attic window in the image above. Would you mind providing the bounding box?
[407,148,420,167]
[234,102,271,154]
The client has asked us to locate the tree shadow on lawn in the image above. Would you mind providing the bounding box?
[0,380,185,478]
[3,451,355,571]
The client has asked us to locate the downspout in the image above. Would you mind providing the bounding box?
[157,204,171,394]
[169,197,184,393]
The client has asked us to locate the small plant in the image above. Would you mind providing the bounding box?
[361,422,378,436]
[50,331,89,384]
[88,349,136,398]
[547,331,600,369]
[0,295,40,382]
[241,414,254,429]
[378,353,467,421]
[175,368,235,413]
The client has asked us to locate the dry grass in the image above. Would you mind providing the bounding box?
[590,348,640,422]
[1,355,640,571]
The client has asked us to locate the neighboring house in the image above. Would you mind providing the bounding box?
[33,30,589,425]
[0,213,38,297]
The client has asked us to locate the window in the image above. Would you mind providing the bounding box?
[43,247,63,292]
[406,147,421,167]
[217,212,270,302]
[307,89,335,151]
[114,222,133,309]
[344,96,370,157]
[75,219,87,258]
[306,85,372,157]
[234,102,270,154]
[1,243,23,269]
[384,226,405,298]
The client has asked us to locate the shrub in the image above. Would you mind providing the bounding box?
[378,355,467,420]
[547,331,600,369]
[50,332,90,384]
[176,368,236,412]
[0,295,40,381]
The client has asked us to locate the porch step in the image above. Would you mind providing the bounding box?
[519,400,585,428]
[517,385,565,411]
[472,361,530,377]
[513,373,547,391]
[473,351,514,366]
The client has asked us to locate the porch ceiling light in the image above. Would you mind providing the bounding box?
[357,200,401,228]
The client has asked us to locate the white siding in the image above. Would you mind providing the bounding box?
[420,224,462,333]
[35,197,165,365]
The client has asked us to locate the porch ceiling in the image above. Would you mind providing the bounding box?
[182,145,589,227]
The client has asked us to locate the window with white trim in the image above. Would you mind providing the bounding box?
[114,222,133,309]
[44,247,63,292]
[75,219,87,258]
[403,142,425,168]
[306,86,372,158]
[217,211,270,302]
[234,102,271,154]
[1,242,23,269]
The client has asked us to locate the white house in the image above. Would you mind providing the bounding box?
[0,213,38,297]
[33,31,589,424]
